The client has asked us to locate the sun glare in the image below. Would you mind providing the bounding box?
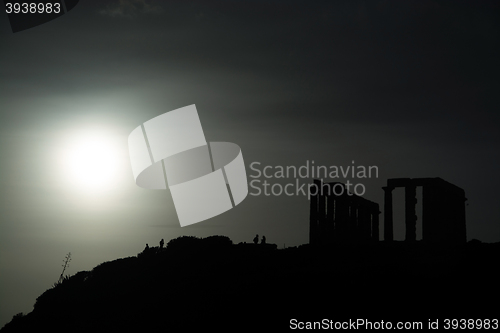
[63,134,120,192]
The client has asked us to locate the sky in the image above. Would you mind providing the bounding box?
[1,0,499,327]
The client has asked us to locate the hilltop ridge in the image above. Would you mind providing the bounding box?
[2,236,499,332]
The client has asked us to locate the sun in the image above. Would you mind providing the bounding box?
[63,134,120,192]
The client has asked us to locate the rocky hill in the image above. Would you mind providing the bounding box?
[2,236,499,332]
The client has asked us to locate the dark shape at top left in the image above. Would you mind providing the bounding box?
[5,0,79,33]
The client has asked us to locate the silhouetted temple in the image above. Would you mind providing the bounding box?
[309,180,380,245]
[383,177,467,243]
[310,177,467,245]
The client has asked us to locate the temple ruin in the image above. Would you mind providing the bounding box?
[309,180,380,245]
[383,177,467,243]
[309,177,467,245]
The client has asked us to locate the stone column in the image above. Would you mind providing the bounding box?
[326,189,335,242]
[357,205,367,241]
[309,180,321,245]
[336,189,348,242]
[405,185,417,242]
[318,181,326,245]
[383,186,394,241]
[349,200,358,242]
[372,210,380,241]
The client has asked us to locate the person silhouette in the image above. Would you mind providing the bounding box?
[261,235,266,244]
[159,238,164,249]
[253,234,259,244]
[144,243,149,252]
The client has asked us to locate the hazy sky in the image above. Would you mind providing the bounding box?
[1,0,499,327]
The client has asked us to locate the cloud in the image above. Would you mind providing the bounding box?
[98,0,163,18]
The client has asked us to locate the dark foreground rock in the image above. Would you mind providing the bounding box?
[2,237,499,332]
